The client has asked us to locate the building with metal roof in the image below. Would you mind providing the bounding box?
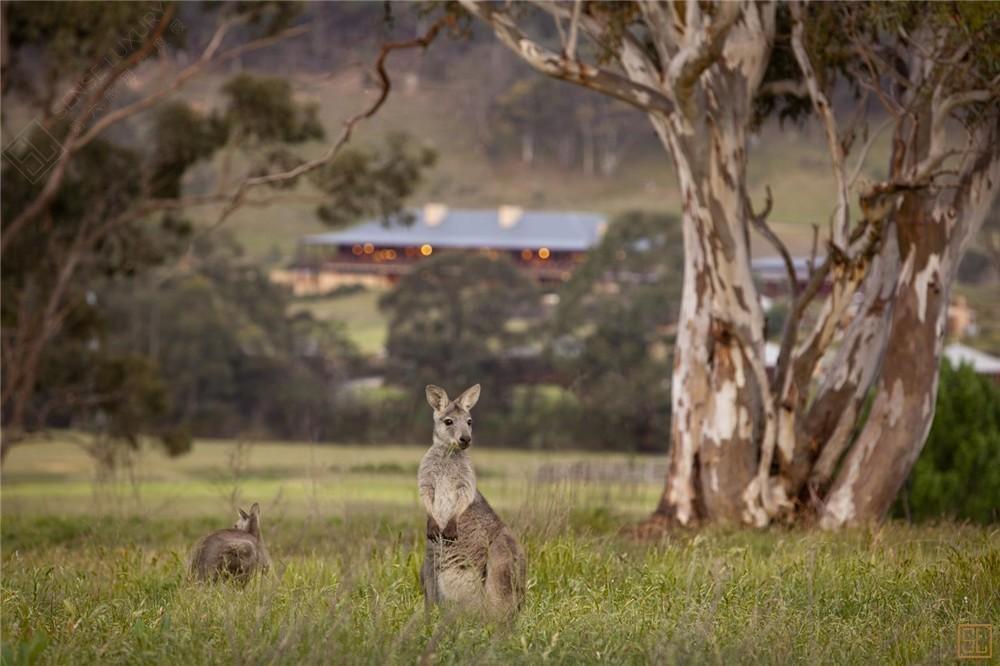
[273,206,608,294]
[303,206,607,252]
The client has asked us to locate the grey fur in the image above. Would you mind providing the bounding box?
[190,502,271,585]
[418,384,526,618]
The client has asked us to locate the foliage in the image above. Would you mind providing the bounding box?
[553,212,683,451]
[757,2,1000,128]
[311,133,437,227]
[2,2,185,102]
[894,360,1000,524]
[222,74,324,144]
[149,103,230,198]
[1,137,189,458]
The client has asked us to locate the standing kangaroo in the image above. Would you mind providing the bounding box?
[418,384,526,618]
[190,502,271,585]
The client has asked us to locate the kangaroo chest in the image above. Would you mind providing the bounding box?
[423,453,476,527]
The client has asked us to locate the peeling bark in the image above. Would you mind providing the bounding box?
[821,135,1000,528]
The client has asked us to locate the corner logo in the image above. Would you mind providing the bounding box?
[957,624,992,661]
[2,119,64,184]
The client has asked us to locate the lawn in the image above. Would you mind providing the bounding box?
[1,439,997,664]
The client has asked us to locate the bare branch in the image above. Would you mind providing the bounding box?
[2,6,176,255]
[912,87,998,182]
[566,0,582,62]
[790,1,850,249]
[746,185,798,299]
[848,115,894,187]
[75,25,309,150]
[203,15,454,235]
[461,1,674,115]
[529,1,664,93]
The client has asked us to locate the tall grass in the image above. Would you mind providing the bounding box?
[1,441,997,664]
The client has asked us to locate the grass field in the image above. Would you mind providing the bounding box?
[2,439,997,664]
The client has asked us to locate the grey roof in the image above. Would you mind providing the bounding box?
[302,209,607,252]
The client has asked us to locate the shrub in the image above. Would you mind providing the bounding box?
[894,359,1000,523]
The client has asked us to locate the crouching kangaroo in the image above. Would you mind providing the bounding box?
[190,502,271,585]
[419,384,526,618]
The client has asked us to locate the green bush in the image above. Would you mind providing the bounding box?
[895,360,1000,523]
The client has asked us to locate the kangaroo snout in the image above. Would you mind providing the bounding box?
[459,435,471,448]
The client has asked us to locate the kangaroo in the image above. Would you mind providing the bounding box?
[418,384,526,618]
[190,502,271,585]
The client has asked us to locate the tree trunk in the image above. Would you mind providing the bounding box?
[822,148,1000,527]
[645,19,773,525]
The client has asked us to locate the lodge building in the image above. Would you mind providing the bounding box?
[272,205,608,295]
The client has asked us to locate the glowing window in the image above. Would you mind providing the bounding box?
[521,249,533,261]
[352,245,363,256]
[538,247,551,260]
[363,243,375,254]
[420,244,433,256]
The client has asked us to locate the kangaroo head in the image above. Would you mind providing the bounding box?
[234,502,261,537]
[426,384,480,450]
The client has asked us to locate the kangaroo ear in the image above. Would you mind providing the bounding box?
[239,508,250,520]
[250,502,260,516]
[456,384,481,411]
[426,385,449,412]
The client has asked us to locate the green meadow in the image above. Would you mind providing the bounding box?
[2,439,997,664]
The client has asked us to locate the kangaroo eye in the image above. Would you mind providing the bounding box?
[443,418,453,426]
[467,419,473,425]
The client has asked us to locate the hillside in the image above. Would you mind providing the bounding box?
[173,41,893,265]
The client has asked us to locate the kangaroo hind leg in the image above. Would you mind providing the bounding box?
[484,532,525,619]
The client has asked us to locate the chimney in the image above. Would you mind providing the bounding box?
[498,205,524,229]
[423,203,448,226]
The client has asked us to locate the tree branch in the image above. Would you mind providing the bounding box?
[202,15,454,235]
[74,24,309,150]
[2,6,176,255]
[790,1,849,250]
[459,1,674,115]
[746,185,798,300]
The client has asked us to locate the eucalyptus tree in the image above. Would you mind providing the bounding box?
[458,1,999,528]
